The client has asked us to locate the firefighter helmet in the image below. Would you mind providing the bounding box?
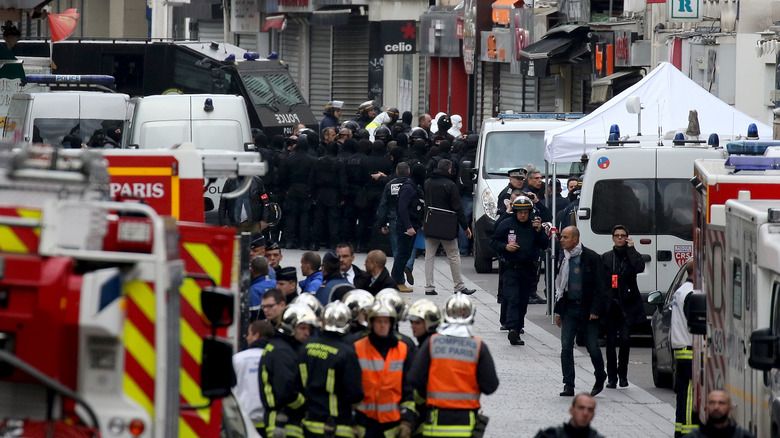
[443,292,476,325]
[376,288,408,321]
[367,300,397,322]
[292,293,324,318]
[279,303,320,336]
[407,299,441,333]
[342,289,375,322]
[512,196,534,211]
[322,301,352,334]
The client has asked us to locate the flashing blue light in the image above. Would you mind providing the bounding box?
[225,54,236,62]
[267,52,279,60]
[707,133,719,148]
[725,140,780,155]
[24,74,115,84]
[747,123,759,139]
[609,124,620,137]
[204,98,214,112]
[674,133,685,141]
[244,52,260,60]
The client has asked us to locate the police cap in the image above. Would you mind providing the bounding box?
[507,168,526,179]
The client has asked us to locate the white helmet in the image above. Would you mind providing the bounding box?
[443,292,476,325]
[292,293,324,318]
[279,303,320,336]
[342,289,375,322]
[407,299,441,333]
[322,301,352,334]
[376,288,408,321]
[367,300,397,322]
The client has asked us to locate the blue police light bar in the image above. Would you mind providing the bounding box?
[724,155,780,171]
[497,113,585,120]
[726,140,780,156]
[24,74,115,85]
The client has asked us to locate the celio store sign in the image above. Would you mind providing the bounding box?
[381,21,418,54]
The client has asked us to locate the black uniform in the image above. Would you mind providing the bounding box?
[217,176,268,230]
[258,335,306,438]
[491,215,549,335]
[279,147,316,248]
[297,331,364,437]
[309,151,346,249]
[342,150,368,245]
[358,149,393,251]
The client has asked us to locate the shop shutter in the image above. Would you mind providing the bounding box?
[332,16,369,115]
[280,21,303,93]
[236,32,258,51]
[418,54,428,116]
[499,63,536,113]
[197,20,225,42]
[475,61,493,131]
[537,75,561,112]
[309,25,333,120]
[570,63,591,113]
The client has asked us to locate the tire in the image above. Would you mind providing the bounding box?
[473,238,493,273]
[652,349,673,388]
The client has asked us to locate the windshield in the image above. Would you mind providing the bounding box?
[241,73,306,109]
[34,118,125,148]
[482,131,583,178]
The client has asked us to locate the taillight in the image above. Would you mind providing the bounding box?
[128,419,145,436]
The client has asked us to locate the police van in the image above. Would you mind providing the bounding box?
[467,113,584,273]
[576,133,727,318]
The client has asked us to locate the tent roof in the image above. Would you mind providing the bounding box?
[544,62,772,163]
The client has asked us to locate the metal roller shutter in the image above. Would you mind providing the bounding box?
[474,61,493,131]
[538,76,560,112]
[418,54,428,117]
[236,32,258,51]
[309,26,333,120]
[332,17,369,115]
[197,20,224,42]
[570,63,590,113]
[280,21,303,94]
[499,63,536,113]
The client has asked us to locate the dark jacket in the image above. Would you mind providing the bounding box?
[534,423,605,438]
[319,115,340,132]
[344,265,370,287]
[279,149,316,191]
[490,215,549,265]
[361,151,393,192]
[217,176,267,227]
[315,272,351,306]
[554,245,609,319]
[397,179,424,231]
[682,423,756,438]
[354,267,397,295]
[424,169,468,230]
[309,153,347,205]
[258,335,306,420]
[602,245,646,326]
[297,331,364,424]
[376,175,409,226]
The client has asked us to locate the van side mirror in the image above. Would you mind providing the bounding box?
[201,287,234,329]
[204,197,214,212]
[128,144,139,149]
[200,337,236,399]
[749,327,779,371]
[686,293,707,335]
[244,142,256,152]
[647,291,663,306]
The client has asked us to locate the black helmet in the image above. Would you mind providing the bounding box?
[356,129,370,140]
[374,126,392,142]
[409,127,428,140]
[386,107,400,123]
[512,196,533,211]
[343,120,360,135]
[357,100,376,116]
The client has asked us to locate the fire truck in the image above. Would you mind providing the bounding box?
[0,144,263,437]
[687,141,780,436]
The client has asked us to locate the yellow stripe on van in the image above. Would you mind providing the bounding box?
[180,369,211,423]
[0,226,28,253]
[108,167,173,176]
[183,243,223,285]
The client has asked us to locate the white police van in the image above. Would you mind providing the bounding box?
[467,113,584,273]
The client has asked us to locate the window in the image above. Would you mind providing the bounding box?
[745,264,751,312]
[772,282,780,336]
[241,73,307,110]
[732,258,742,319]
[712,244,723,311]
[33,118,125,148]
[481,131,579,179]
[591,178,693,240]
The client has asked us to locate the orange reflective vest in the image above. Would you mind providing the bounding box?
[426,334,481,409]
[354,337,407,423]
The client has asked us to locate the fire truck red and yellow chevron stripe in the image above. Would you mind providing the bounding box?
[178,240,228,438]
[0,208,41,253]
[122,281,157,419]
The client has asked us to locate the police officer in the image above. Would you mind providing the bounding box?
[496,169,527,217]
[377,162,411,287]
[320,100,344,132]
[258,304,317,438]
[309,141,346,250]
[490,196,549,346]
[354,301,417,438]
[358,140,393,252]
[409,293,499,438]
[353,101,377,129]
[279,137,316,250]
[298,302,364,438]
[672,259,698,437]
[342,139,370,246]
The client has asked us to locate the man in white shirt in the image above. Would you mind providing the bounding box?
[232,320,275,432]
[671,259,697,438]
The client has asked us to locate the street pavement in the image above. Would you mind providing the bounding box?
[282,248,676,437]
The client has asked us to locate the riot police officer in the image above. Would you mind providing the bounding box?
[279,137,316,249]
[309,141,346,249]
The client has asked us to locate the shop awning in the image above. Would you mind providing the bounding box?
[491,0,522,25]
[590,69,644,104]
[518,37,573,60]
[308,9,351,26]
[262,15,285,31]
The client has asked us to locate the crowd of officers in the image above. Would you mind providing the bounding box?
[233,285,498,438]
[238,100,477,257]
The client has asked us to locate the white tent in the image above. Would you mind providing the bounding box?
[544,62,772,163]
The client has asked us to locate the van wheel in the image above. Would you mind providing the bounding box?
[473,239,493,273]
[652,349,673,388]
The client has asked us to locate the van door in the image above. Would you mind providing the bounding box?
[578,148,657,294]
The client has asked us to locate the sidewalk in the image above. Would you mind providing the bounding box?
[392,253,675,437]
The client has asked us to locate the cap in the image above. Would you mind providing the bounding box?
[508,168,526,179]
[277,266,297,282]
[323,250,339,265]
[265,240,281,251]
[250,235,266,249]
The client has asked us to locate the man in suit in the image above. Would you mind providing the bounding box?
[336,242,369,286]
[554,226,608,398]
[355,250,397,295]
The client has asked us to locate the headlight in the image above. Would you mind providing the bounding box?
[481,188,497,221]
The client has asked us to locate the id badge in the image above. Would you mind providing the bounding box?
[611,274,618,289]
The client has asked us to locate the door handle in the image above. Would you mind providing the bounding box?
[641,254,651,262]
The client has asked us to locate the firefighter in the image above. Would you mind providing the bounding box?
[408,293,499,438]
[354,301,417,438]
[406,299,440,346]
[672,258,698,437]
[298,302,365,438]
[342,289,375,337]
[259,304,318,438]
